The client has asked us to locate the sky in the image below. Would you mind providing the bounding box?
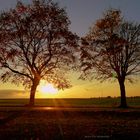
[0,0,140,98]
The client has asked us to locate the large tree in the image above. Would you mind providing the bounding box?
[0,0,78,106]
[80,9,140,108]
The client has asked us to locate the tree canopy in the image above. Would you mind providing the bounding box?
[80,9,140,107]
[0,0,78,105]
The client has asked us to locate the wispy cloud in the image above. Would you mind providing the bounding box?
[0,90,29,98]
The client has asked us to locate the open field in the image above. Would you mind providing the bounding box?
[0,98,140,139]
[0,97,140,107]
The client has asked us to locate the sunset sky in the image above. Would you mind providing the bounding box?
[0,0,140,98]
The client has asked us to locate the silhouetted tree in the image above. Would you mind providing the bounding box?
[80,9,140,108]
[0,0,78,106]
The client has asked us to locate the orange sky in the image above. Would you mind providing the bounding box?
[0,72,139,98]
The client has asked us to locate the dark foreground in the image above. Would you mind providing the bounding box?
[0,107,140,140]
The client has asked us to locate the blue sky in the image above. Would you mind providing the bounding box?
[0,0,140,36]
[57,0,140,36]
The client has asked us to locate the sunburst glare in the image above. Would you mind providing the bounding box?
[38,80,58,95]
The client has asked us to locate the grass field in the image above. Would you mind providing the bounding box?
[0,98,140,139]
[0,97,140,107]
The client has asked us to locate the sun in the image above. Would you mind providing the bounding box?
[38,80,58,94]
[40,83,58,94]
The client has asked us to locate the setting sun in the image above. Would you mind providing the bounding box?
[38,80,58,94]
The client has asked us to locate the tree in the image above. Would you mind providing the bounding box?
[0,0,78,106]
[80,9,140,108]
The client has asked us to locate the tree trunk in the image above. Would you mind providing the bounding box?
[29,79,40,106]
[118,79,127,108]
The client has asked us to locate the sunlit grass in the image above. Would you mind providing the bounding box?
[0,97,140,107]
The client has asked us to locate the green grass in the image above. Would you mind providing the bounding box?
[0,97,140,107]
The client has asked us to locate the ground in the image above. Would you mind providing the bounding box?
[0,107,140,140]
[0,98,140,139]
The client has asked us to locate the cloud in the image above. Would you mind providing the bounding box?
[0,90,29,98]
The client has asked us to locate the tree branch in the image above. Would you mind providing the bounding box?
[4,64,32,80]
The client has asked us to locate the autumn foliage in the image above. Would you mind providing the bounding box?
[80,9,140,107]
[0,0,78,105]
